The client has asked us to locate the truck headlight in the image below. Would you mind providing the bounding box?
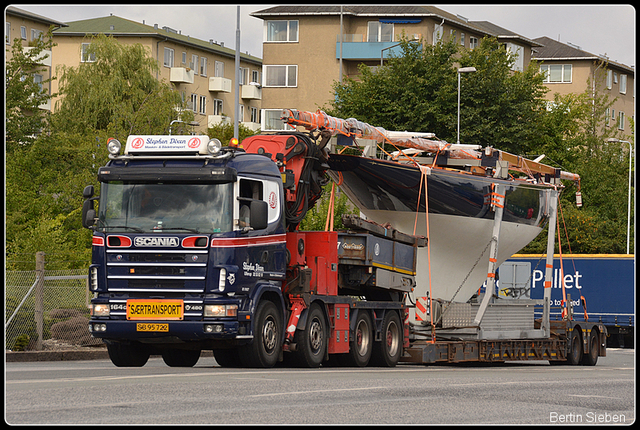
[91,303,110,317]
[107,138,121,155]
[205,304,237,317]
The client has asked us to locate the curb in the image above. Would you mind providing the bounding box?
[6,348,109,362]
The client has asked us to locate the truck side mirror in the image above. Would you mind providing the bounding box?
[250,200,268,230]
[82,185,97,229]
[82,199,96,229]
[83,185,94,199]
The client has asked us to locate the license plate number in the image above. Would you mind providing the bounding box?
[136,323,169,332]
[126,299,183,320]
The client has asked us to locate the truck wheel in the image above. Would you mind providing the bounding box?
[341,311,373,367]
[240,300,282,368]
[107,342,150,367]
[213,348,241,368]
[370,311,402,367]
[294,304,326,368]
[567,328,583,365]
[161,348,201,367]
[581,329,599,366]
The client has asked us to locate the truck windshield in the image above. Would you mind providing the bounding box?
[97,182,233,234]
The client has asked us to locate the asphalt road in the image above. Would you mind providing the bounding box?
[5,349,635,425]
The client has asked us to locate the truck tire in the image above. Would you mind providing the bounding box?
[107,342,150,367]
[213,348,241,368]
[370,311,402,367]
[293,303,326,368]
[161,348,201,367]
[239,300,282,368]
[567,328,583,365]
[341,311,373,367]
[581,329,599,366]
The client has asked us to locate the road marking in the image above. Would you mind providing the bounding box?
[249,386,386,398]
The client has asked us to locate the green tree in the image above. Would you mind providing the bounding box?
[208,122,259,146]
[6,35,193,266]
[50,33,191,142]
[5,28,56,152]
[329,36,549,155]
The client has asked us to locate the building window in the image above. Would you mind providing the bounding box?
[31,28,43,41]
[21,26,27,40]
[213,99,223,116]
[81,43,96,63]
[432,23,443,45]
[605,108,610,127]
[540,64,571,83]
[181,51,187,66]
[266,20,298,42]
[618,112,625,130]
[191,54,198,74]
[460,32,465,47]
[239,104,245,122]
[368,21,393,43]
[619,74,627,94]
[215,61,224,78]
[33,74,43,92]
[200,57,207,76]
[163,47,174,67]
[250,107,259,123]
[264,65,297,87]
[6,22,11,44]
[469,37,478,49]
[240,67,249,85]
[262,109,295,131]
[190,93,198,112]
[252,69,260,84]
[199,96,207,115]
[606,70,613,89]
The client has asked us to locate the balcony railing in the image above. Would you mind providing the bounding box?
[335,34,422,61]
[170,67,194,84]
[209,76,232,93]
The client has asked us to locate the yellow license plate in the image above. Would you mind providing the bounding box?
[136,323,169,332]
[127,299,184,321]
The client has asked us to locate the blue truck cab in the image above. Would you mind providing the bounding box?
[84,135,289,367]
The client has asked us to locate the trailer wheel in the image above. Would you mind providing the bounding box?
[293,303,326,368]
[370,311,402,367]
[162,348,201,367]
[240,300,282,368]
[567,328,583,365]
[581,329,599,366]
[106,342,150,367]
[341,311,373,367]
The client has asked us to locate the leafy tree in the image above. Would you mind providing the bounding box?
[6,35,193,266]
[5,28,56,152]
[50,33,192,143]
[208,122,259,146]
[328,36,549,155]
[299,183,359,231]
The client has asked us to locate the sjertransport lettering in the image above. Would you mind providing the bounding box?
[549,411,626,424]
[128,303,181,316]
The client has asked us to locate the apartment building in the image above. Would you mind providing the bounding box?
[533,36,635,134]
[5,6,68,111]
[49,14,262,134]
[250,5,542,131]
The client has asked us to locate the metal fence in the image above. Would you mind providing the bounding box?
[5,252,102,351]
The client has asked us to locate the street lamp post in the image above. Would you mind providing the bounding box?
[607,138,634,254]
[457,67,476,145]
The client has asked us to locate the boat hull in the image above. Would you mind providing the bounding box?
[328,154,554,304]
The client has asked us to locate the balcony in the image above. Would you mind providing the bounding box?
[170,67,194,84]
[209,76,232,93]
[207,115,231,128]
[336,34,422,61]
[241,121,261,132]
[23,47,51,67]
[241,83,262,100]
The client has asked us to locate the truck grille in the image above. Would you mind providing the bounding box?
[106,249,207,293]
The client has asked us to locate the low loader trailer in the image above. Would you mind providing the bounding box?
[82,129,605,367]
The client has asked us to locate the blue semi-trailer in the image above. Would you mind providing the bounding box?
[499,254,634,347]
